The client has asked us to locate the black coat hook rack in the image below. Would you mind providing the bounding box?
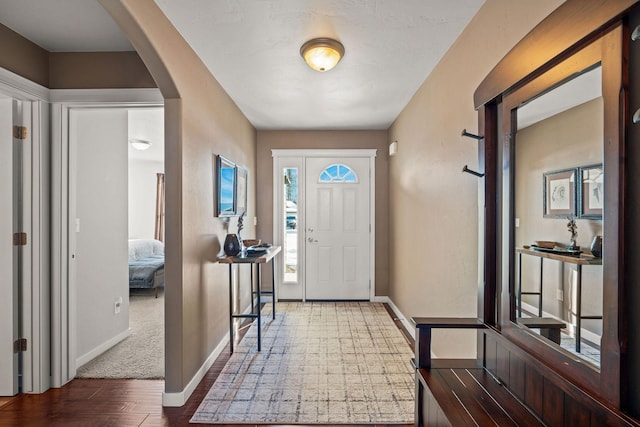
[462,165,485,178]
[461,129,484,140]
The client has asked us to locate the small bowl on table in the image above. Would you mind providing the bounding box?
[243,239,261,248]
[533,241,557,249]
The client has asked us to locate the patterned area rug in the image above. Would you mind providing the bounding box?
[190,302,415,424]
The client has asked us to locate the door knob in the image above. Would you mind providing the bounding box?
[308,227,314,232]
[308,237,318,243]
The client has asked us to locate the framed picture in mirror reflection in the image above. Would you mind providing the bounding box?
[543,168,576,218]
[579,164,603,219]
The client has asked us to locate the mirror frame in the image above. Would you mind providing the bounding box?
[474,0,635,408]
[500,32,619,399]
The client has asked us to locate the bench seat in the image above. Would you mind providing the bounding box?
[412,317,544,426]
[517,317,566,344]
[417,365,545,426]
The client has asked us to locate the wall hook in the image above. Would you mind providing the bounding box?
[462,165,485,178]
[461,129,484,140]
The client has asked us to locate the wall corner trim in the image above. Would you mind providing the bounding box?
[49,88,163,104]
[0,66,49,101]
[162,331,230,407]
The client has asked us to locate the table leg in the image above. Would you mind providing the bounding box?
[415,327,432,369]
[518,253,522,317]
[538,258,543,317]
[544,328,561,345]
[250,264,254,313]
[257,263,262,352]
[271,259,276,320]
[576,265,582,353]
[228,263,234,354]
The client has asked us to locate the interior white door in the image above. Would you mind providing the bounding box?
[0,98,19,395]
[305,157,370,300]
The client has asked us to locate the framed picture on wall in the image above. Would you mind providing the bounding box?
[235,166,248,217]
[543,168,577,218]
[578,164,603,219]
[215,155,236,217]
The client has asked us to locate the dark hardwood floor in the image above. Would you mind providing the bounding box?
[0,304,414,427]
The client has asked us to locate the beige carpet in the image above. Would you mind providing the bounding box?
[76,289,164,379]
[190,302,415,425]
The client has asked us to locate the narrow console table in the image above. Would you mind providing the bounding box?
[516,248,602,352]
[218,246,281,353]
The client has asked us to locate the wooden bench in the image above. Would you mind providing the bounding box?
[517,317,566,344]
[417,365,545,426]
[413,318,544,427]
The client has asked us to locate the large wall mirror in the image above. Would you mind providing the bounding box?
[498,27,624,401]
[514,64,603,368]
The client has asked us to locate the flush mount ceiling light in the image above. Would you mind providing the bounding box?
[300,38,345,72]
[129,139,152,150]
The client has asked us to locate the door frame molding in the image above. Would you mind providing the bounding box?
[0,67,49,394]
[0,66,165,393]
[272,149,377,301]
[50,89,163,387]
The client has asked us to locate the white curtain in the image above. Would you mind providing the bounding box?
[154,173,165,242]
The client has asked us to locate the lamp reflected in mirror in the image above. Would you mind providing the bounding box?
[129,138,152,150]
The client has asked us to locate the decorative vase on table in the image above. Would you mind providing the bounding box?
[223,233,241,256]
[590,235,602,258]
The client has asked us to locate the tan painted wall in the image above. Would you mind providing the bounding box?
[256,131,390,296]
[101,0,256,394]
[0,23,49,87]
[388,0,565,357]
[49,52,155,89]
[0,24,155,89]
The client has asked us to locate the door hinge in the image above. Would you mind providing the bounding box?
[13,126,27,140]
[13,338,27,353]
[13,232,27,246]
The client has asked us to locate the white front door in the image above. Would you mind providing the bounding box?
[0,99,19,395]
[305,157,370,300]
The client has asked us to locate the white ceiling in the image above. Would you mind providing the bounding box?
[0,0,484,130]
[0,0,133,51]
[128,108,165,162]
[517,66,602,130]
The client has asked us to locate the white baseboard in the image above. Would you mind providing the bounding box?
[372,296,415,340]
[161,299,259,407]
[162,331,229,407]
[76,328,130,368]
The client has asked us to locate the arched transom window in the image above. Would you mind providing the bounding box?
[318,164,358,183]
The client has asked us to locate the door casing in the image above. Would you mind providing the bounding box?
[0,70,50,395]
[272,149,377,301]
